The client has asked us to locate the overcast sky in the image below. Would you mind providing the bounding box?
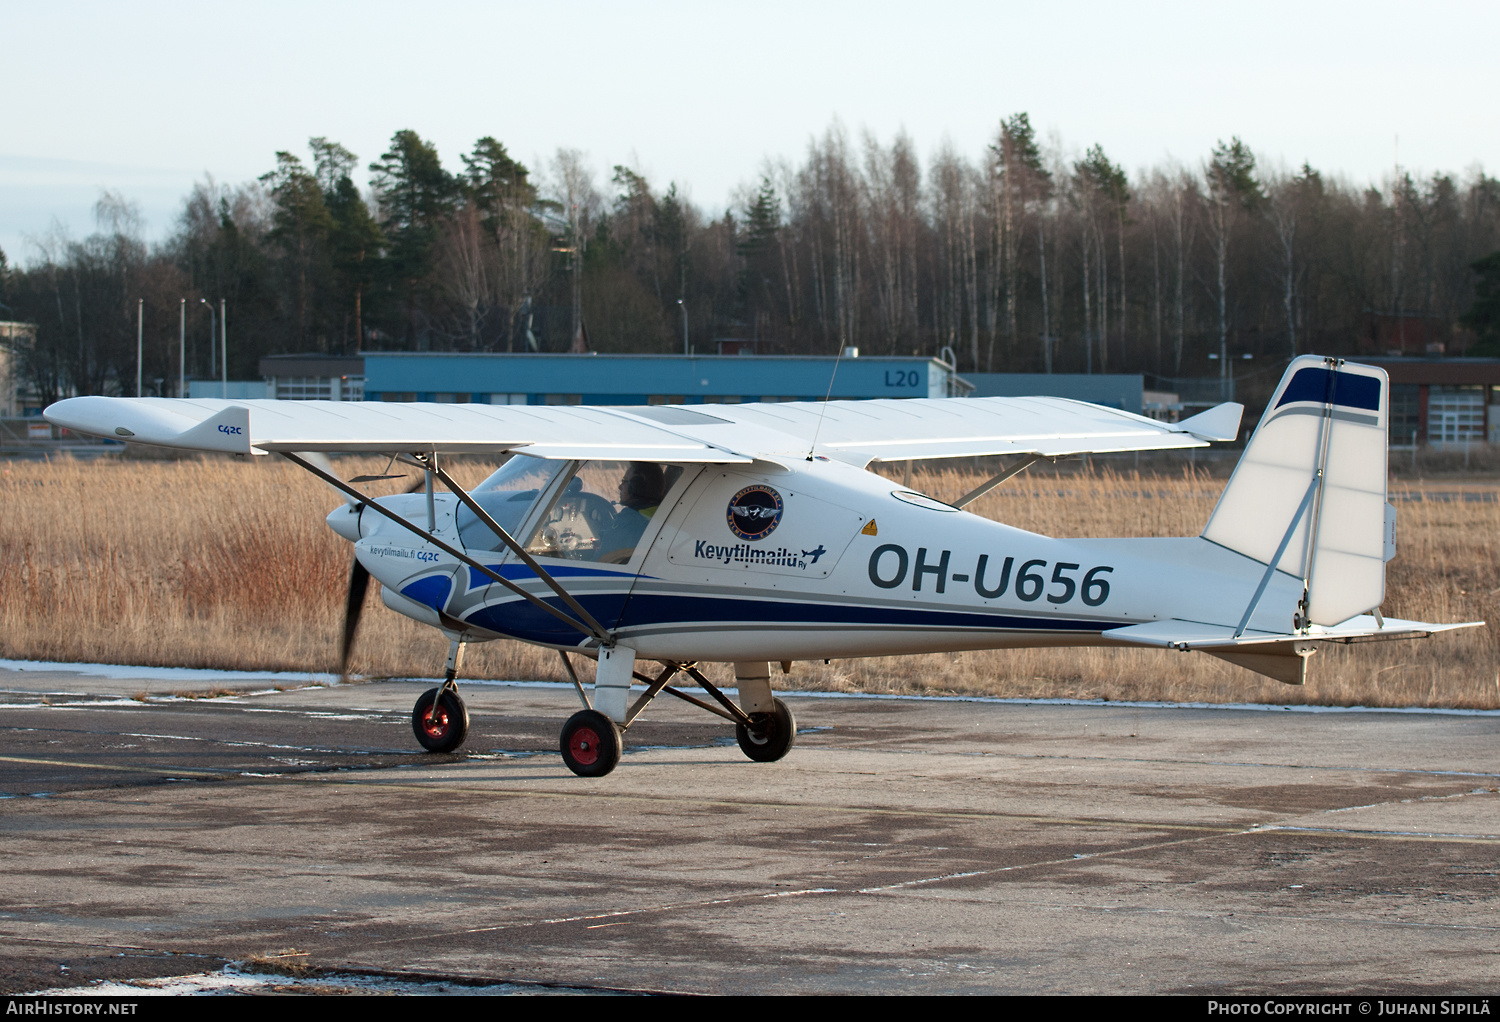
[4,0,1496,262]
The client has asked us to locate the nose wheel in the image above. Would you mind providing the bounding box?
[412,686,469,753]
[560,709,623,777]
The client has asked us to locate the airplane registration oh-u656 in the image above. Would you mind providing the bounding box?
[45,355,1480,776]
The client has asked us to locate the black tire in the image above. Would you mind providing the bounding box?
[736,698,796,763]
[560,709,623,777]
[412,687,469,753]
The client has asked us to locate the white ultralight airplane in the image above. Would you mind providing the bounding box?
[46,355,1480,776]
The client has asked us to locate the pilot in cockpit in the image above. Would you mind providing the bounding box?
[607,462,666,553]
[582,465,666,561]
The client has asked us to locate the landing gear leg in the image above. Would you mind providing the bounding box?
[558,646,635,777]
[412,639,470,753]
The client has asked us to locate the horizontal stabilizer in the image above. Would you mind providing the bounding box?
[1102,616,1483,650]
[1104,616,1483,686]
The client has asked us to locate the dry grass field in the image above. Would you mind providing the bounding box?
[2,452,1496,708]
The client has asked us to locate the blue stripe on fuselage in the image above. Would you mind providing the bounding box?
[464,562,644,593]
[401,574,453,611]
[460,589,1121,645]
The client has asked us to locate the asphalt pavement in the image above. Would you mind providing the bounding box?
[2,663,1498,995]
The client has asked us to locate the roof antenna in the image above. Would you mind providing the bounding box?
[807,344,851,460]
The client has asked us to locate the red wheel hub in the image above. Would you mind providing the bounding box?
[422,704,450,739]
[569,726,601,766]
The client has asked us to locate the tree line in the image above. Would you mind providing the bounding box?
[3,118,1499,406]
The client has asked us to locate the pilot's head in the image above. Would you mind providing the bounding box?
[620,462,666,510]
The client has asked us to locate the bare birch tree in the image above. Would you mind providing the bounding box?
[548,149,601,349]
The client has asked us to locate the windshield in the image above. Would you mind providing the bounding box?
[525,461,684,565]
[457,456,565,552]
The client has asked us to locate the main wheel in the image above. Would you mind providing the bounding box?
[560,709,623,777]
[736,697,796,763]
[412,687,469,753]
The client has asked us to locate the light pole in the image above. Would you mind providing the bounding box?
[178,299,185,398]
[136,299,143,397]
[199,299,216,395]
[678,298,689,356]
[220,298,226,398]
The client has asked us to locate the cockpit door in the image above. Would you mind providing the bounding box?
[452,458,699,643]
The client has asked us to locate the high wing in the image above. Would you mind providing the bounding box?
[43,397,751,461]
[44,394,1240,465]
[703,396,1240,466]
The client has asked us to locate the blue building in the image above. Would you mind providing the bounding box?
[965,373,1144,412]
[249,351,1157,414]
[362,352,969,405]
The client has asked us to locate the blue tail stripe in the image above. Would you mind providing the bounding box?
[1276,368,1380,412]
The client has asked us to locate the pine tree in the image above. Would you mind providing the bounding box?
[1461,251,1500,354]
[370,130,457,348]
[738,178,781,341]
[261,152,334,349]
[463,137,546,351]
[326,175,384,354]
[1205,137,1261,393]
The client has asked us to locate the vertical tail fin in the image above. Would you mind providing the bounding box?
[1202,356,1390,626]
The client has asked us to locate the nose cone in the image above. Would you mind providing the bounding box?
[326,503,362,542]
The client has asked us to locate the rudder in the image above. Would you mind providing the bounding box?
[1201,355,1390,627]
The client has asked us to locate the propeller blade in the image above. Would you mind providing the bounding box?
[340,474,428,678]
[299,451,358,506]
[340,557,371,680]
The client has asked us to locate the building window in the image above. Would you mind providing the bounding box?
[1428,386,1485,443]
[544,394,582,405]
[1389,384,1420,446]
[275,376,332,400]
[381,392,417,402]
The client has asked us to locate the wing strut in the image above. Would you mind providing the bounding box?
[420,454,612,643]
[281,452,611,645]
[953,454,1044,509]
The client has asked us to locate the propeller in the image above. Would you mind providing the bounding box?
[340,558,371,680]
[338,473,428,681]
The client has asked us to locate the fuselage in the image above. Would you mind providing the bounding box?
[333,456,1302,663]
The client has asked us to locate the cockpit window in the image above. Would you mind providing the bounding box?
[525,461,683,564]
[457,456,565,553]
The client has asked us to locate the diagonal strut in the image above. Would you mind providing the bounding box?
[282,452,609,644]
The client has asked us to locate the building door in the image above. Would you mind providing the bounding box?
[1427,388,1484,445]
